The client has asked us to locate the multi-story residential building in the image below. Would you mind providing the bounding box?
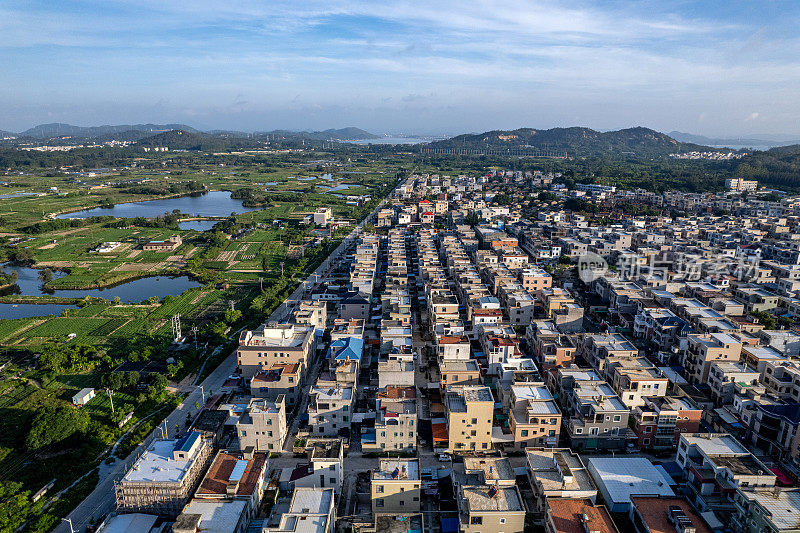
[371,459,421,514]
[307,384,354,437]
[237,323,316,380]
[682,333,743,385]
[440,360,481,388]
[235,396,288,452]
[445,386,495,453]
[373,386,417,453]
[526,448,597,520]
[480,333,523,376]
[435,335,472,361]
[733,488,800,533]
[677,433,776,516]
[707,361,760,405]
[605,358,669,408]
[749,402,800,460]
[581,333,639,372]
[291,439,344,494]
[630,496,710,533]
[115,431,214,518]
[293,300,327,337]
[250,362,304,406]
[630,396,703,450]
[734,286,780,313]
[520,267,553,292]
[505,384,562,449]
[558,372,630,451]
[456,484,526,533]
[761,359,800,401]
[262,487,336,533]
[192,449,269,523]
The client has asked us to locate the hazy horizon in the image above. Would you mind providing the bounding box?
[3,1,800,137]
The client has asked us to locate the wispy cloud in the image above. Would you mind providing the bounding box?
[0,0,798,135]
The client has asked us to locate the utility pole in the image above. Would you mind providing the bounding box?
[62,518,75,533]
[106,388,114,413]
[191,326,199,350]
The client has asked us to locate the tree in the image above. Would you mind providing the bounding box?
[124,371,140,389]
[25,405,89,450]
[38,268,53,284]
[223,308,242,325]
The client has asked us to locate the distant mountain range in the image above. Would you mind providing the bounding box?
[1,123,379,142]
[669,131,800,148]
[18,123,198,139]
[425,126,708,156]
[256,127,379,141]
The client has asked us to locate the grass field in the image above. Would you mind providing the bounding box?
[0,152,400,531]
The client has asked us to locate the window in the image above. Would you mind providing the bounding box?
[521,430,528,437]
[471,517,483,525]
[330,477,336,484]
[500,518,506,524]
[399,500,405,506]
[376,499,384,507]
[613,415,621,422]
[376,485,384,493]
[329,465,335,471]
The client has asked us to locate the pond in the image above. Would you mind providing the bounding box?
[56,191,260,219]
[318,183,356,192]
[0,264,201,319]
[178,220,219,232]
[0,303,77,320]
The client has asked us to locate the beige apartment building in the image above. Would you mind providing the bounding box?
[235,396,288,452]
[374,386,417,453]
[371,459,421,514]
[682,332,743,384]
[445,386,494,453]
[520,267,553,292]
[237,323,316,379]
[440,360,481,389]
[456,484,526,533]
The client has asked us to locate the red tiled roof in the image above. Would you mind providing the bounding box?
[630,497,711,533]
[431,422,448,442]
[547,499,618,533]
[196,452,267,497]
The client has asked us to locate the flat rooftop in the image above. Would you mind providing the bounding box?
[179,499,247,533]
[464,457,514,482]
[587,457,675,504]
[744,490,800,531]
[630,497,711,533]
[681,433,750,455]
[526,449,595,493]
[374,459,420,480]
[122,437,202,484]
[462,485,524,512]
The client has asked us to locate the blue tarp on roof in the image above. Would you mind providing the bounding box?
[174,430,200,452]
[441,518,459,533]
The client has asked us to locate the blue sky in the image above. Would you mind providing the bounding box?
[2,0,799,136]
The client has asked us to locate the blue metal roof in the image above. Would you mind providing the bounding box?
[230,459,248,482]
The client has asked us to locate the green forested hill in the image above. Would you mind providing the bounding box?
[426,126,711,157]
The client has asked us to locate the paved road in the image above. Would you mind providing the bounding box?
[55,182,402,532]
[54,353,237,533]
